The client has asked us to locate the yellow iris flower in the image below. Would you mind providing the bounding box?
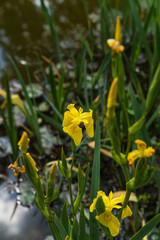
[62,104,94,146]
[90,190,132,237]
[127,139,155,165]
[65,236,70,240]
[18,131,30,154]
[107,16,124,53]
[8,158,25,177]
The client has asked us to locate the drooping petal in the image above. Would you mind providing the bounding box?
[96,210,112,227]
[96,210,120,237]
[127,150,141,165]
[63,123,82,146]
[121,205,132,220]
[107,213,120,237]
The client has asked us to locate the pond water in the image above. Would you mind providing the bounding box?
[0,0,98,82]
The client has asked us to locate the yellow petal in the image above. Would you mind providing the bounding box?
[115,16,121,42]
[65,236,70,240]
[97,190,106,198]
[107,213,120,237]
[62,111,74,128]
[90,190,106,212]
[11,94,27,116]
[135,139,146,150]
[107,39,116,47]
[127,150,141,165]
[84,116,94,138]
[109,191,113,200]
[96,210,120,237]
[144,147,155,158]
[0,88,7,97]
[116,45,125,53]
[90,198,97,212]
[18,131,30,153]
[121,205,132,220]
[67,104,79,116]
[63,123,82,146]
[111,193,124,207]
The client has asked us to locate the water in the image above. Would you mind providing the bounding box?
[0,0,98,82]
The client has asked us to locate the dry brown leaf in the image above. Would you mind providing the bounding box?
[138,211,147,240]
[88,141,112,158]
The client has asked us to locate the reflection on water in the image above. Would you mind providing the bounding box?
[0,180,52,240]
[0,0,98,81]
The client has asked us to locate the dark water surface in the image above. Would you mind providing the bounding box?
[0,0,98,82]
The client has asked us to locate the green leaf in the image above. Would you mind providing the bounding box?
[78,164,84,194]
[89,121,100,240]
[130,213,160,240]
[40,0,61,62]
[92,52,111,88]
[73,164,90,214]
[38,112,63,132]
[128,0,152,67]
[79,204,86,240]
[58,160,71,179]
[71,217,79,240]
[8,56,43,153]
[145,64,160,115]
[61,201,70,235]
[54,214,67,239]
[49,61,59,109]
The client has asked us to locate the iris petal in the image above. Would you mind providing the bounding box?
[121,205,132,220]
[63,124,82,146]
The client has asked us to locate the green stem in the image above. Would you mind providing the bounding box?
[46,203,61,240]
[69,178,75,215]
[47,219,61,240]
[121,164,129,182]
[126,134,133,156]
[118,188,131,219]
[68,140,77,215]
